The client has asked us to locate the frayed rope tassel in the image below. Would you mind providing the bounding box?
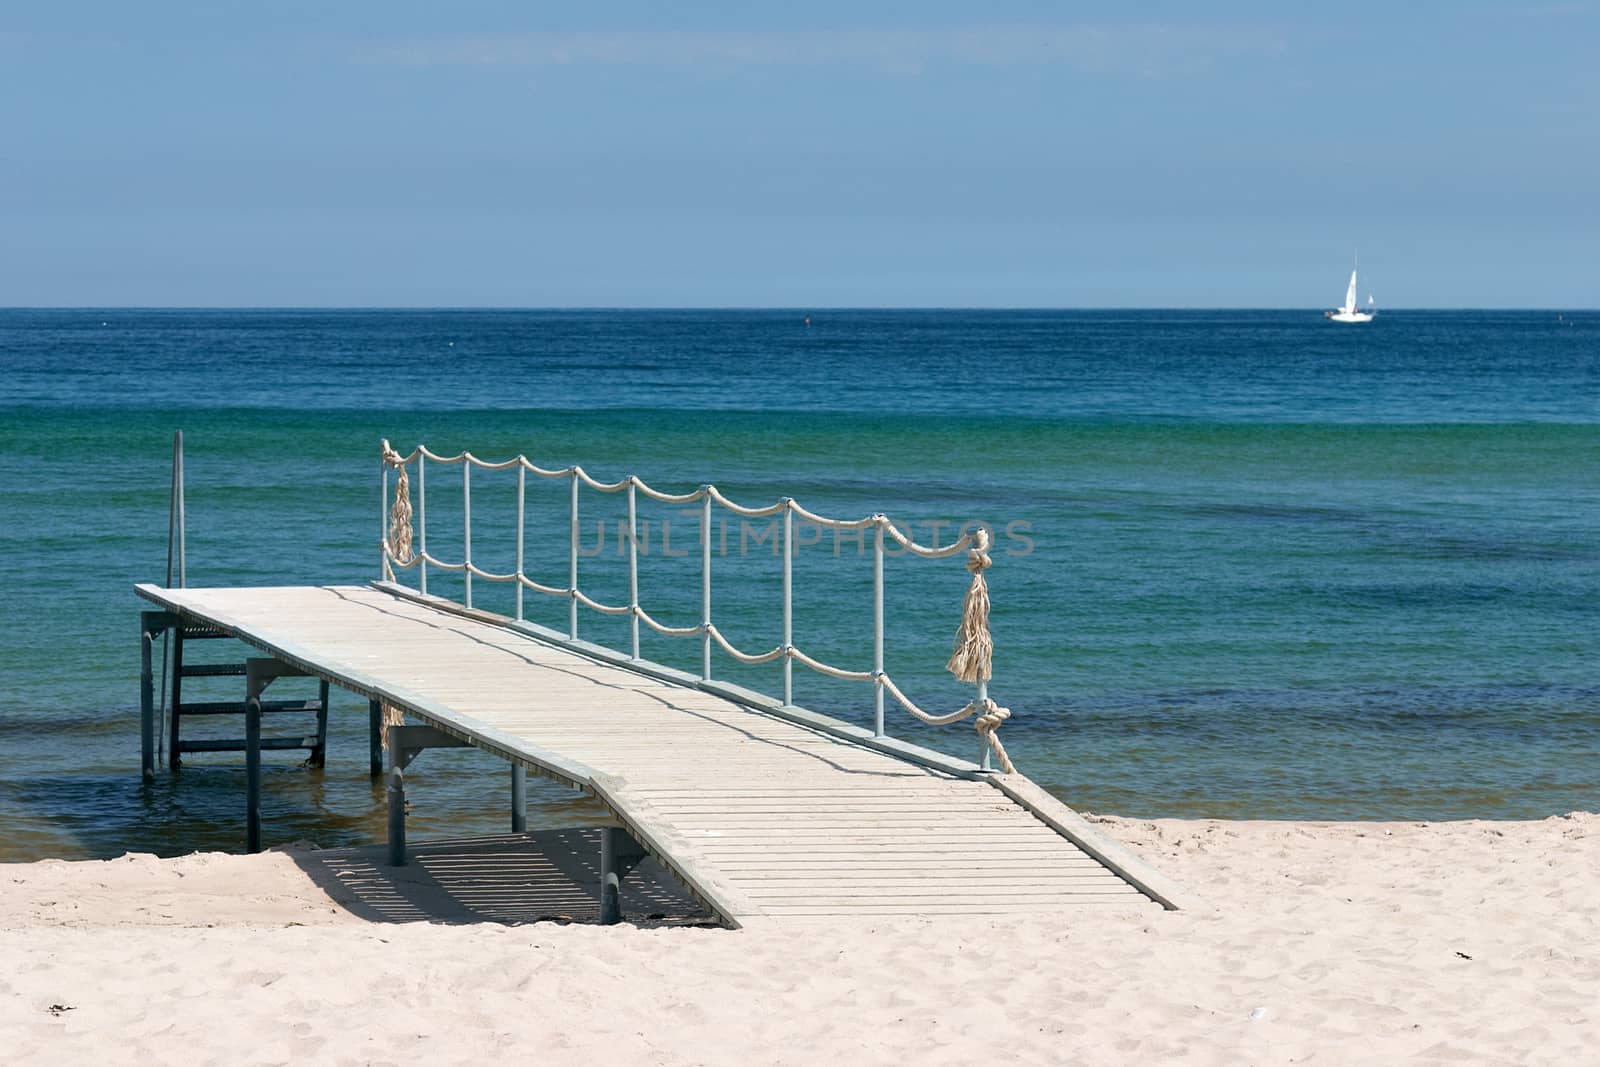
[945,527,993,684]
[946,528,1014,773]
[380,439,415,578]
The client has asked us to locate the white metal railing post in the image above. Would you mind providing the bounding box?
[515,464,525,622]
[417,454,427,596]
[166,433,180,587]
[873,519,885,738]
[978,677,991,770]
[463,462,473,609]
[701,492,712,681]
[370,444,1011,775]
[626,479,640,660]
[379,452,388,579]
[568,471,579,639]
[782,502,793,707]
[173,430,186,588]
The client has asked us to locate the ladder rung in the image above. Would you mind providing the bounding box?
[177,700,324,716]
[180,663,248,677]
[176,737,323,753]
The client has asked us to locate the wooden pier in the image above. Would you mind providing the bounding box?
[134,439,1198,925]
[136,581,1194,925]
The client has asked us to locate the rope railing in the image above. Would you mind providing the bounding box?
[378,440,1014,772]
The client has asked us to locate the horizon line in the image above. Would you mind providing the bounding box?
[3,305,1597,313]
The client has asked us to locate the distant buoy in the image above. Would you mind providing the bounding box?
[804,316,810,326]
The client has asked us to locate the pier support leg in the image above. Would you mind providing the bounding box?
[368,699,383,777]
[383,725,468,867]
[599,827,647,925]
[387,763,407,866]
[140,627,156,780]
[309,679,330,769]
[511,764,527,833]
[168,627,185,769]
[245,691,261,853]
[139,611,176,780]
[242,657,310,854]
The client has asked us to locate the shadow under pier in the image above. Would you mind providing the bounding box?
[288,829,714,926]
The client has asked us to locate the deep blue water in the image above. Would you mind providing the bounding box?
[1,308,1597,860]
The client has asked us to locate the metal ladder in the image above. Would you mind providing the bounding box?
[139,431,330,776]
[167,623,331,767]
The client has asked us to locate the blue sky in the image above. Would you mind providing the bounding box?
[3,2,1596,307]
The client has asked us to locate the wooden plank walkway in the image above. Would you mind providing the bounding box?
[135,583,1193,925]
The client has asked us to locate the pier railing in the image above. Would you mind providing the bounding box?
[378,441,1013,772]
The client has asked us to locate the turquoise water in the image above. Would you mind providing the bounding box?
[1,309,1597,860]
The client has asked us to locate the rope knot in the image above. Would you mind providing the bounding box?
[380,441,414,570]
[965,525,992,575]
[973,697,1010,732]
[972,697,1015,774]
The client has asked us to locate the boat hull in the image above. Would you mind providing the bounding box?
[1324,311,1374,323]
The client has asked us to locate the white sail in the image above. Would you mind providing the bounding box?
[1324,258,1374,322]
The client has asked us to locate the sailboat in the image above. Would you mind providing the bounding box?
[1324,257,1375,323]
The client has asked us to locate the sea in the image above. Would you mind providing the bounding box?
[1,309,1597,861]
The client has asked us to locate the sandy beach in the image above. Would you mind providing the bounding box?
[3,813,1596,1065]
[6,3,1597,1063]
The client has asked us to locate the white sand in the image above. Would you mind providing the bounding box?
[3,814,1597,1065]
